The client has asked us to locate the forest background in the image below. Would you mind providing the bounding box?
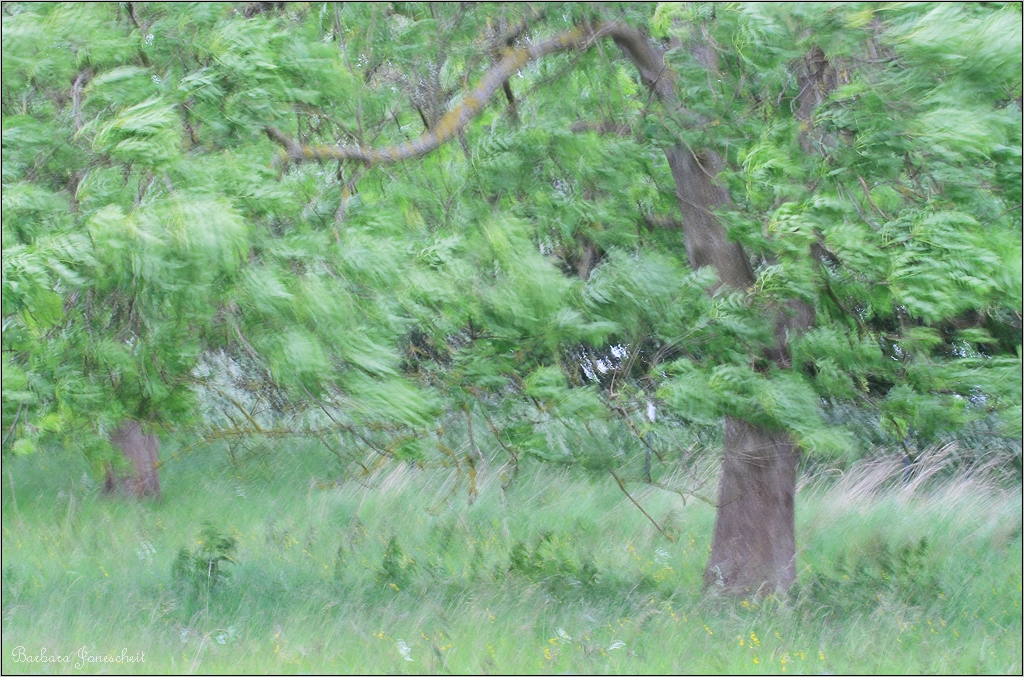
[1,2,1021,673]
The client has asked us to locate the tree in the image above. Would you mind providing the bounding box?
[3,3,1020,594]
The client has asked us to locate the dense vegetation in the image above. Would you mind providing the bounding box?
[1,1,1021,672]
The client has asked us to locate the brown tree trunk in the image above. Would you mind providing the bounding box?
[665,143,802,595]
[704,417,798,594]
[609,25,820,595]
[694,46,835,594]
[663,147,754,290]
[104,421,161,499]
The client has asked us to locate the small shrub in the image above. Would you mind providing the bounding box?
[375,536,414,590]
[798,536,942,618]
[503,530,599,593]
[172,522,237,600]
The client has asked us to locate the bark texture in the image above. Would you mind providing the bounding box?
[663,147,754,290]
[665,144,801,594]
[607,24,803,595]
[104,421,161,499]
[704,417,799,593]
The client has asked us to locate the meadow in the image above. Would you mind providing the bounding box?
[2,440,1021,675]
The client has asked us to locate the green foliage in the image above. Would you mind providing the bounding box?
[376,536,415,590]
[2,2,1019,482]
[798,537,942,619]
[171,522,238,600]
[504,530,600,593]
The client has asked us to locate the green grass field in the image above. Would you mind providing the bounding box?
[2,440,1021,674]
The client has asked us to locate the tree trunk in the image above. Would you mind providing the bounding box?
[703,417,798,594]
[661,144,802,594]
[104,421,161,499]
[692,45,835,594]
[604,27,802,594]
[663,147,754,290]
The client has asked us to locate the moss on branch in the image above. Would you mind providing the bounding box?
[265,22,698,167]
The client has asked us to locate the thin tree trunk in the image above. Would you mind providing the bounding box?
[104,421,161,499]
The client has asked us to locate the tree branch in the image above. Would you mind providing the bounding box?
[642,213,684,230]
[1,403,22,450]
[609,468,675,542]
[571,119,631,137]
[266,22,701,167]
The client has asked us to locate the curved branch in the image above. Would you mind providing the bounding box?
[266,22,700,167]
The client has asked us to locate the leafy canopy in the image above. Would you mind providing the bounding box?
[2,3,1020,476]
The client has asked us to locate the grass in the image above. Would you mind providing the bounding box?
[1,438,1021,674]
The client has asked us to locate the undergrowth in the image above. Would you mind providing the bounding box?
[1,439,1020,674]
[171,522,237,604]
[798,536,943,618]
